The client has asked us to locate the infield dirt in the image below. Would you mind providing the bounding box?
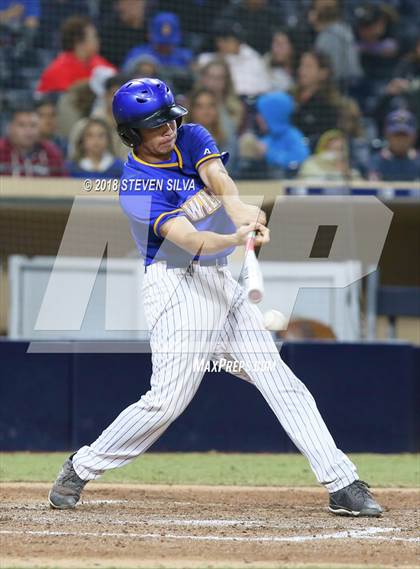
[1,483,419,568]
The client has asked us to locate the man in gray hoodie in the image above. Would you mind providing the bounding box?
[309,0,363,84]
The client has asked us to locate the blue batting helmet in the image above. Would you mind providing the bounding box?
[112,77,188,147]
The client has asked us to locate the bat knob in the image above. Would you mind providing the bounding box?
[248,290,263,303]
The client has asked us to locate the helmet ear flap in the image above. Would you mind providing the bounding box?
[117,125,142,148]
[176,116,183,128]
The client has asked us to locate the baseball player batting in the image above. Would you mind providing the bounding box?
[49,78,382,517]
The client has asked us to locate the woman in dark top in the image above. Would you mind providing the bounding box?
[292,50,342,148]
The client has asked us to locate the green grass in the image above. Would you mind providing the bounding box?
[0,452,418,487]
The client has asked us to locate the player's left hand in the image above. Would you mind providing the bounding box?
[229,203,266,228]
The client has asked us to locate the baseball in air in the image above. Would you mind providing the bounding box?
[263,309,288,331]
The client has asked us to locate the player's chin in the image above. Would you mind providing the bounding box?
[159,137,176,152]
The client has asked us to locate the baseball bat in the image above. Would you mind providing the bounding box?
[243,231,264,303]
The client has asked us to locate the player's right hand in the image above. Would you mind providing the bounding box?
[234,223,270,247]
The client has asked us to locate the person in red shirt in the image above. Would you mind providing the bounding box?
[37,16,115,94]
[0,107,66,176]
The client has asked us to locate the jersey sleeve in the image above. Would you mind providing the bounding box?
[120,190,187,238]
[188,124,229,171]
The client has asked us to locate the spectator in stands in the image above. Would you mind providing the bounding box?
[35,97,67,155]
[369,109,420,181]
[89,65,117,115]
[197,59,244,131]
[239,92,309,176]
[0,106,66,176]
[373,37,420,146]
[56,79,96,138]
[188,88,238,173]
[67,118,124,178]
[92,74,129,161]
[37,16,115,94]
[309,0,362,84]
[197,21,271,97]
[263,29,295,92]
[393,35,420,80]
[0,1,40,89]
[125,53,160,78]
[36,0,89,50]
[154,0,226,53]
[344,0,420,49]
[354,3,400,83]
[338,96,371,176]
[99,0,147,67]
[298,129,361,181]
[123,12,193,72]
[124,53,189,97]
[218,0,283,54]
[293,50,342,147]
[54,65,117,140]
[0,0,39,29]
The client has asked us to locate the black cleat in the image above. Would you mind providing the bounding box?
[48,457,87,509]
[329,480,383,517]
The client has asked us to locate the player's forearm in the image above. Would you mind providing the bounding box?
[199,159,243,212]
[199,160,265,226]
[206,170,243,216]
[161,216,238,254]
[182,230,237,255]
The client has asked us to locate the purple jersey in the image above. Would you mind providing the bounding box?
[119,123,236,266]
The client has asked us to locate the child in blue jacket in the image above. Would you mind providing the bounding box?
[239,91,309,177]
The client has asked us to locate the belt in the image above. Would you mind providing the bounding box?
[146,256,228,272]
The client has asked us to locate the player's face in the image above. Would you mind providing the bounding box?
[9,112,40,149]
[140,120,177,157]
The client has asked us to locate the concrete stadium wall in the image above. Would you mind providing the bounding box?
[0,340,418,453]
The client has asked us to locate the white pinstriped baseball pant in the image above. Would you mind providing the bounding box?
[73,262,358,492]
